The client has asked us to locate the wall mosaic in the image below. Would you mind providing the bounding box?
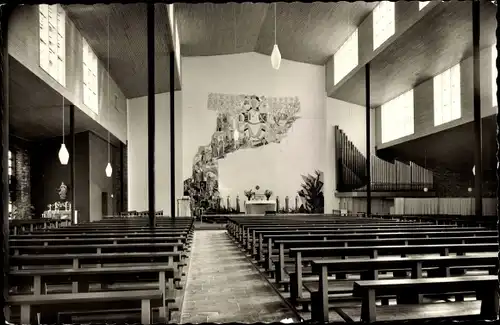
[184,93,301,215]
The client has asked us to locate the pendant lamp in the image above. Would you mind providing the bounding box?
[58,96,69,165]
[105,9,113,178]
[271,3,281,70]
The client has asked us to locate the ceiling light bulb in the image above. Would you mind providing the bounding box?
[105,162,113,177]
[423,187,428,192]
[58,143,69,165]
[468,187,473,192]
[271,44,281,70]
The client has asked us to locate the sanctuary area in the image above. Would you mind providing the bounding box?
[1,1,499,324]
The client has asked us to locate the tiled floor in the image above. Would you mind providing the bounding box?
[180,230,297,324]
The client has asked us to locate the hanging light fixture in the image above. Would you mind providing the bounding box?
[58,96,69,165]
[270,2,281,70]
[105,9,113,178]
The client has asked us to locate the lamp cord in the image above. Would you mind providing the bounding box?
[274,3,277,45]
[233,4,236,52]
[107,8,110,164]
[62,96,65,145]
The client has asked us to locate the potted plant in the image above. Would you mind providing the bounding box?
[264,189,273,200]
[297,170,325,213]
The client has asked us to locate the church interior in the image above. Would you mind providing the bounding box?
[1,1,500,324]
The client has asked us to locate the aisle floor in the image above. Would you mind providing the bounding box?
[180,230,297,323]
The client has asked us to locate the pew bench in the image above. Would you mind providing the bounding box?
[10,231,190,240]
[10,242,184,255]
[270,235,497,282]
[288,243,498,303]
[9,235,188,246]
[352,276,499,323]
[9,264,177,296]
[7,289,164,325]
[304,254,497,319]
[10,251,184,270]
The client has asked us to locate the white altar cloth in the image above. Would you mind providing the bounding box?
[245,200,276,215]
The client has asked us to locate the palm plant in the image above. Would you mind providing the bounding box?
[297,170,324,213]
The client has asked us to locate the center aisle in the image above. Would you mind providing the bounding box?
[180,230,298,323]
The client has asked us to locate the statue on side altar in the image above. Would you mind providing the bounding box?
[57,182,68,201]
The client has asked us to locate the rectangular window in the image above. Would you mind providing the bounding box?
[419,2,430,10]
[334,29,359,85]
[493,45,497,108]
[381,89,414,143]
[82,37,99,114]
[39,4,66,87]
[433,63,461,126]
[373,1,395,51]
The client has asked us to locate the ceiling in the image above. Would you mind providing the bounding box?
[377,115,497,174]
[9,56,121,146]
[176,2,377,65]
[331,0,497,107]
[62,2,376,98]
[63,3,174,99]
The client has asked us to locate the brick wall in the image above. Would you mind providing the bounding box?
[10,136,32,218]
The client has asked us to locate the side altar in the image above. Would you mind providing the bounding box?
[42,182,78,223]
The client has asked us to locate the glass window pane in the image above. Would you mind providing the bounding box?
[334,29,359,85]
[419,1,430,10]
[493,45,497,108]
[433,63,461,126]
[373,1,395,50]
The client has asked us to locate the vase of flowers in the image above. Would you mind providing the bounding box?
[244,189,255,201]
[264,189,273,200]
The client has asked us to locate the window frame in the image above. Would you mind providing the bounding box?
[39,4,66,87]
[334,28,359,85]
[433,63,461,126]
[381,89,415,143]
[373,1,396,51]
[82,37,99,114]
[419,1,430,10]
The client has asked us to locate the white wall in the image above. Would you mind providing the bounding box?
[182,53,325,205]
[8,5,128,143]
[127,92,183,214]
[324,98,375,213]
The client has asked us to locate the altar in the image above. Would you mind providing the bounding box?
[245,200,276,215]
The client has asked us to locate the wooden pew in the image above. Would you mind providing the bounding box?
[230,220,430,244]
[239,223,463,250]
[11,230,191,240]
[272,235,497,286]
[10,264,178,314]
[10,242,184,256]
[10,235,188,246]
[257,227,491,268]
[246,225,484,257]
[308,253,499,322]
[287,242,498,302]
[7,289,163,324]
[352,276,498,323]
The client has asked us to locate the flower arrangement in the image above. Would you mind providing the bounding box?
[264,189,273,200]
[244,189,255,200]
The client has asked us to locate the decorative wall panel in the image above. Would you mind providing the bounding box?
[184,93,301,215]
